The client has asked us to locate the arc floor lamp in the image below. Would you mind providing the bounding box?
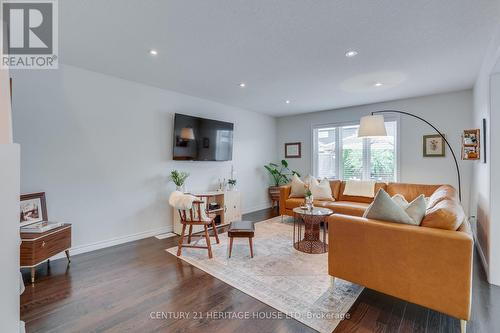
[358,110,462,202]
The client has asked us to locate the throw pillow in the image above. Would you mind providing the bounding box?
[392,194,409,209]
[343,180,376,198]
[363,189,423,225]
[405,195,427,225]
[289,174,306,198]
[311,178,334,200]
[289,174,315,198]
[421,199,465,230]
[390,194,427,225]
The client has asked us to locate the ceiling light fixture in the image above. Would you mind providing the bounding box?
[285,100,291,104]
[149,49,158,56]
[239,82,246,88]
[345,50,358,58]
[374,82,384,87]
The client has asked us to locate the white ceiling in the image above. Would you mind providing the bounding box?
[59,0,500,117]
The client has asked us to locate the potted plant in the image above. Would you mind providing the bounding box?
[228,178,237,191]
[264,160,300,208]
[169,170,189,192]
[304,183,313,210]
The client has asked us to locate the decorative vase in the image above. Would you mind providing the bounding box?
[176,184,185,192]
[305,195,314,210]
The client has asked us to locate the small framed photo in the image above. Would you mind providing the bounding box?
[20,192,47,227]
[285,142,301,158]
[462,129,480,160]
[423,134,445,157]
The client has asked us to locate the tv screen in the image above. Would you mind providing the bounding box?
[173,113,234,161]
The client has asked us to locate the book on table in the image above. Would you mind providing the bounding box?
[21,221,63,233]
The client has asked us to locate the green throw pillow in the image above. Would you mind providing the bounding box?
[363,189,426,226]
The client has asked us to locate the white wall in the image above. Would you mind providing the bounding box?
[471,22,500,286]
[489,73,500,285]
[0,69,12,144]
[0,67,21,332]
[11,64,277,253]
[277,90,473,212]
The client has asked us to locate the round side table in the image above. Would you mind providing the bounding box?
[292,207,333,254]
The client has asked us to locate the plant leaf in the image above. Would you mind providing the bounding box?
[281,160,288,168]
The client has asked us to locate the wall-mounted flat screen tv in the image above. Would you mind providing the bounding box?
[173,113,234,161]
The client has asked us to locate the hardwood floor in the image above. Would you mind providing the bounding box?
[21,208,500,333]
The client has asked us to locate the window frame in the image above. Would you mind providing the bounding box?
[311,116,401,182]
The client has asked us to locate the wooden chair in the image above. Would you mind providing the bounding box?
[176,200,220,258]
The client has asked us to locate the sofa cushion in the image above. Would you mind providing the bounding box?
[427,185,458,209]
[329,180,342,200]
[285,198,305,210]
[421,199,465,231]
[387,182,441,202]
[338,181,387,203]
[314,200,369,217]
[363,189,420,225]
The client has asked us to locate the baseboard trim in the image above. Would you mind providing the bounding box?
[243,202,272,214]
[48,225,173,261]
[473,230,489,281]
[46,203,274,261]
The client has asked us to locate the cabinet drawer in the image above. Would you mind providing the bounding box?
[21,226,71,266]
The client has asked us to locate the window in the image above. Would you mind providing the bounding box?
[313,120,398,182]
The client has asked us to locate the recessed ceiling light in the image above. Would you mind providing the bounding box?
[285,100,291,104]
[239,82,246,88]
[374,82,384,87]
[149,49,158,56]
[345,50,358,58]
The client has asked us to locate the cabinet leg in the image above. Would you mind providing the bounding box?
[65,250,71,263]
[330,276,335,289]
[31,267,35,284]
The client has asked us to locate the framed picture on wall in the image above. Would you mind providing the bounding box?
[423,134,445,157]
[20,192,47,227]
[285,142,301,158]
[462,129,480,160]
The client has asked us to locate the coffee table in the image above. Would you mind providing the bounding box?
[292,207,333,254]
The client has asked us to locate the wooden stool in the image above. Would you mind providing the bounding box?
[228,221,255,258]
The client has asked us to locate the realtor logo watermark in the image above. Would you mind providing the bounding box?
[1,0,58,69]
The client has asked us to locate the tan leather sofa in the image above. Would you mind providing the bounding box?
[279,181,473,328]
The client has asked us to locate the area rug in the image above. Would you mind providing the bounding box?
[166,217,363,333]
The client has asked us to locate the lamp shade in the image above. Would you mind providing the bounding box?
[358,115,387,137]
[180,127,195,140]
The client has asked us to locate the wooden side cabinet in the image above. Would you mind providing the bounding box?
[20,223,72,283]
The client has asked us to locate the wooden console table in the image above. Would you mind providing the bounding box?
[20,223,72,283]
